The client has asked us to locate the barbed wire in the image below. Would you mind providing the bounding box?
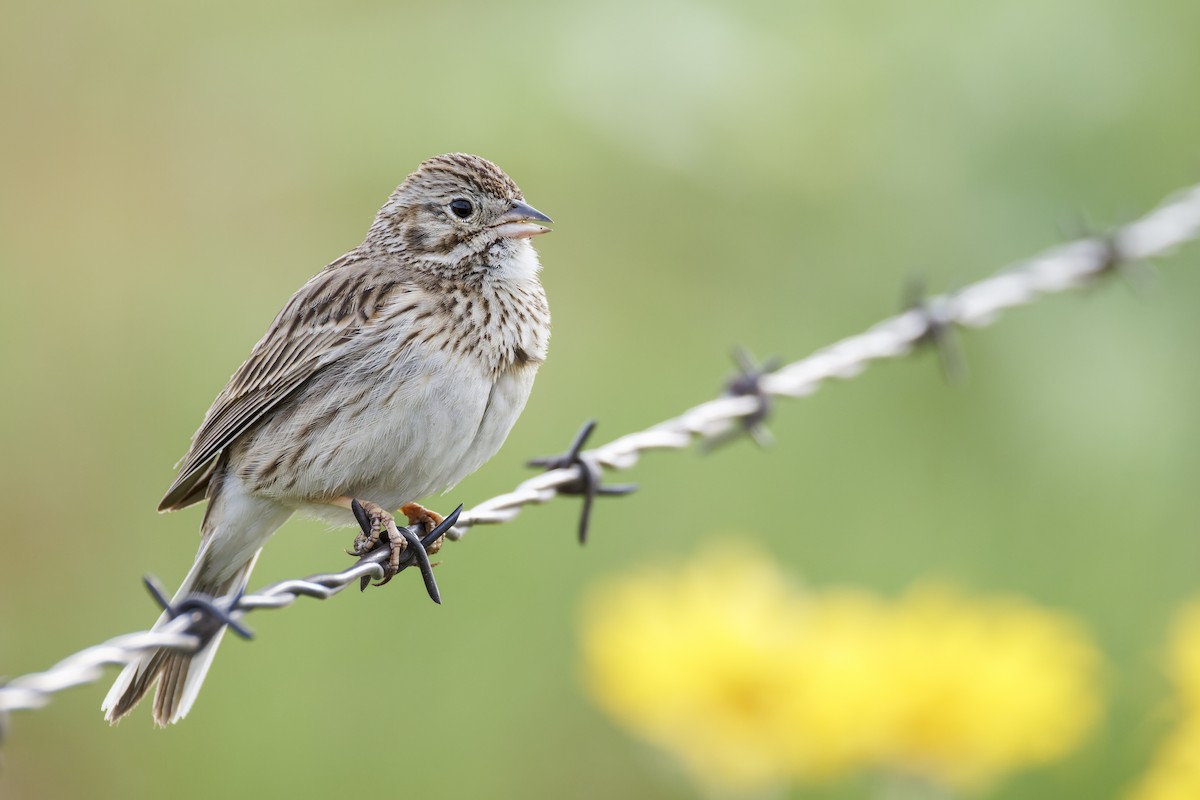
[2,182,1199,736]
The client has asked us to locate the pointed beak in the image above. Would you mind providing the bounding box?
[492,200,553,239]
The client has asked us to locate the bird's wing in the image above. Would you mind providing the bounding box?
[159,256,419,511]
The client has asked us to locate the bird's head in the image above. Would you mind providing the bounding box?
[364,153,552,278]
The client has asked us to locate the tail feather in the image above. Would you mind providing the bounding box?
[102,549,261,726]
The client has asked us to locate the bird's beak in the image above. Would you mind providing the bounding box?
[492,200,553,239]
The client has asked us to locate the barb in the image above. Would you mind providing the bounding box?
[905,277,967,383]
[528,420,638,544]
[142,575,254,644]
[702,347,782,451]
[2,181,1199,731]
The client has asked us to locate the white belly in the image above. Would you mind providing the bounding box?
[273,348,536,526]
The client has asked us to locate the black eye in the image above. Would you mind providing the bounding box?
[449,198,474,219]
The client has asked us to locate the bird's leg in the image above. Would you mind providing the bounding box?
[330,497,409,580]
[400,502,447,556]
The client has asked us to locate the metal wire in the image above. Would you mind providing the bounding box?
[2,182,1199,734]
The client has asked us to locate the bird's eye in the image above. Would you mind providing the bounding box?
[449,198,474,219]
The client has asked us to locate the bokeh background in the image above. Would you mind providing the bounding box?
[2,0,1200,797]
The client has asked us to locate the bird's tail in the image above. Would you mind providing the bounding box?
[101,546,261,726]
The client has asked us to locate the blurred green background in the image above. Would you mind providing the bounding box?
[2,0,1199,797]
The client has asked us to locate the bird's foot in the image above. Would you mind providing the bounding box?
[341,497,461,600]
[346,498,392,557]
[400,502,446,556]
[345,499,413,587]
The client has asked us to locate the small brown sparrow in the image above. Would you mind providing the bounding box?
[103,153,552,725]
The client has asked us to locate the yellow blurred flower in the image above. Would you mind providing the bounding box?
[580,545,1103,794]
[1127,601,1200,800]
[1127,719,1200,800]
[582,549,810,790]
[1165,602,1200,711]
[877,587,1102,789]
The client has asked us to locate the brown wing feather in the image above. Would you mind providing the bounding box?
[159,255,412,511]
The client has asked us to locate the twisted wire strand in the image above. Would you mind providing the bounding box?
[2,182,1199,731]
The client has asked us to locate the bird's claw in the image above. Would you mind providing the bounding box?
[347,498,406,590]
[348,498,388,557]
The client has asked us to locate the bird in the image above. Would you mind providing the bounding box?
[102,153,553,726]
